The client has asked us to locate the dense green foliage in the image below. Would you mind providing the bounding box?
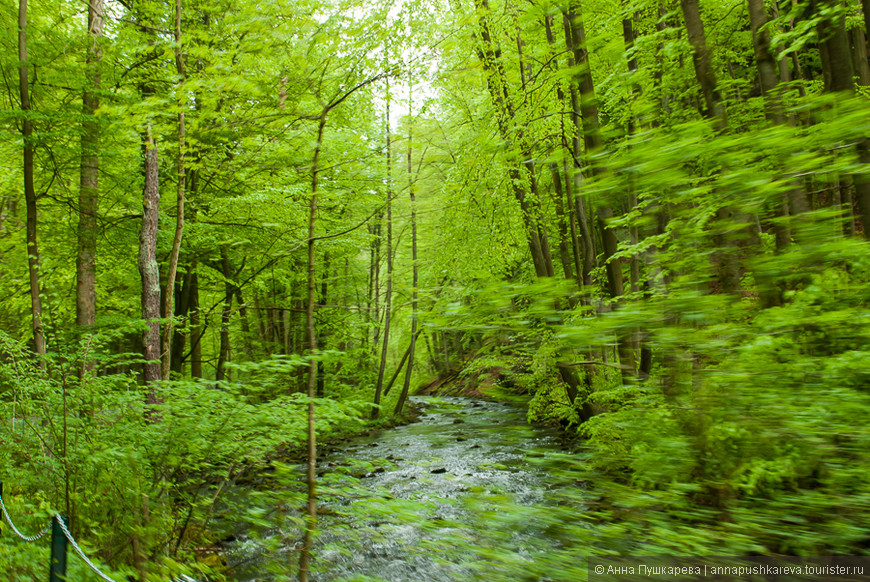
[1,0,869,578]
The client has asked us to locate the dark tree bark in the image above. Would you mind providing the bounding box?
[516,33,556,279]
[282,307,291,356]
[851,27,870,86]
[384,330,424,397]
[76,0,103,332]
[216,247,233,382]
[170,266,193,375]
[547,36,587,287]
[816,0,870,238]
[542,14,584,289]
[549,163,575,282]
[298,112,326,582]
[316,255,329,399]
[854,2,870,237]
[677,0,750,297]
[139,131,161,402]
[565,0,636,382]
[253,290,267,346]
[235,285,254,358]
[767,1,793,84]
[423,331,437,374]
[441,330,451,371]
[748,0,782,117]
[372,81,393,420]
[680,0,725,123]
[747,0,810,239]
[473,0,554,278]
[817,0,854,93]
[368,211,382,353]
[296,74,383,579]
[18,0,45,358]
[560,13,596,285]
[863,0,870,54]
[819,32,834,90]
[622,3,648,363]
[395,83,420,416]
[162,0,187,380]
[189,266,203,378]
[858,145,870,240]
[271,305,282,347]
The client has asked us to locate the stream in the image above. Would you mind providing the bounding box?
[227,396,578,582]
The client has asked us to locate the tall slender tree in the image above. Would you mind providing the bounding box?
[565,0,636,382]
[473,0,554,278]
[139,130,161,402]
[747,0,810,230]
[298,73,385,580]
[18,0,45,358]
[76,0,103,332]
[851,1,870,237]
[559,11,596,285]
[162,0,187,380]
[395,78,419,416]
[372,75,394,420]
[680,0,725,123]
[298,109,326,582]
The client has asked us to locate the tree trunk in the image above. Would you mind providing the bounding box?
[271,306,282,347]
[395,83,419,416]
[549,163,575,282]
[857,145,870,239]
[254,289,267,346]
[566,0,636,382]
[369,211,382,353]
[680,0,725,122]
[423,331,436,374]
[516,33,556,279]
[541,11,586,287]
[526,165,556,278]
[383,330,423,397]
[76,0,103,332]
[316,254,329,398]
[170,266,192,376]
[18,0,45,358]
[561,11,597,285]
[162,0,187,380]
[678,0,750,298]
[853,6,870,238]
[473,0,554,278]
[139,131,161,403]
[235,286,254,358]
[623,6,642,293]
[283,308,291,355]
[747,0,809,244]
[817,0,869,238]
[189,266,203,378]
[298,113,326,582]
[216,247,233,382]
[851,27,870,86]
[818,1,854,93]
[864,0,870,57]
[622,3,645,362]
[372,81,394,419]
[441,330,451,371]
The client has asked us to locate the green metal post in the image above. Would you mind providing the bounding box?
[49,514,68,582]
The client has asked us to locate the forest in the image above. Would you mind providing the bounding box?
[1,0,869,579]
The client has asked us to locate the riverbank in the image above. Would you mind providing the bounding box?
[225,396,569,581]
[415,365,584,451]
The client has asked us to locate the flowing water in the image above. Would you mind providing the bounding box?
[227,396,577,582]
